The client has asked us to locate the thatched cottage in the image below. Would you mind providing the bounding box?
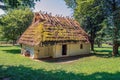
[18,12,90,59]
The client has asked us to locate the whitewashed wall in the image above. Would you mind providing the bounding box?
[22,44,34,58]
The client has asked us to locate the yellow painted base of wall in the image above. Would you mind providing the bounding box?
[21,42,90,59]
[53,42,90,58]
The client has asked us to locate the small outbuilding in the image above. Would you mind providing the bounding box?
[18,12,90,59]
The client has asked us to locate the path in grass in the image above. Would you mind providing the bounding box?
[0,45,120,80]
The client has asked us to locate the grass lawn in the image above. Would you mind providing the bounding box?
[0,44,120,80]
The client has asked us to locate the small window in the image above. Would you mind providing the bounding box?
[80,44,83,49]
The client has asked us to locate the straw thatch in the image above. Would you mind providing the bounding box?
[18,12,89,46]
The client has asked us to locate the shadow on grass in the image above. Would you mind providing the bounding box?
[0,65,120,80]
[95,48,112,58]
[2,49,21,54]
[94,53,112,58]
[95,47,120,58]
[95,46,112,48]
[95,50,112,53]
[0,46,13,47]
[0,45,20,47]
[39,54,93,63]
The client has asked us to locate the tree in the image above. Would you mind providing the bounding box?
[65,0,107,51]
[0,8,33,45]
[0,0,40,9]
[65,0,120,55]
[95,26,106,48]
[104,0,120,55]
[64,0,76,9]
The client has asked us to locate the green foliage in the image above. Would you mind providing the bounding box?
[102,0,120,41]
[64,0,76,9]
[74,0,105,32]
[0,0,40,9]
[64,0,120,54]
[1,45,120,80]
[100,0,120,55]
[74,0,107,50]
[0,8,33,43]
[64,0,106,47]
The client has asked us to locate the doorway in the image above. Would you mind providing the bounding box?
[62,45,67,55]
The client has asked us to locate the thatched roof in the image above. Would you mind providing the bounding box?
[18,12,89,46]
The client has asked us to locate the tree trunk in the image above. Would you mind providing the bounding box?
[91,41,94,51]
[90,29,95,51]
[20,44,22,47]
[111,0,119,56]
[97,40,102,48]
[112,41,119,56]
[98,43,101,48]
[87,17,95,51]
[12,40,16,46]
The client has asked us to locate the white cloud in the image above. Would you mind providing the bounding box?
[0,9,5,15]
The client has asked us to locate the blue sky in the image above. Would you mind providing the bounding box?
[0,0,73,16]
[34,0,73,16]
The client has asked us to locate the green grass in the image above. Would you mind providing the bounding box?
[0,44,120,80]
